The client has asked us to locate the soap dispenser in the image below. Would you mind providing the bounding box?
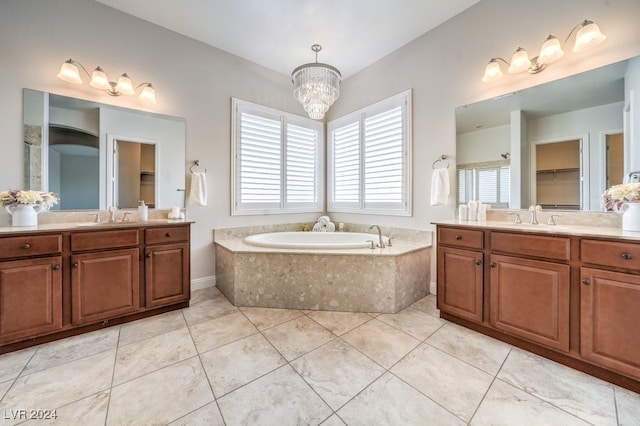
[138,200,148,222]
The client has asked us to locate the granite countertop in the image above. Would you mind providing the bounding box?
[433,219,640,242]
[215,237,431,256]
[0,219,193,235]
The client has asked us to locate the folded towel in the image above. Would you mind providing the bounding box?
[325,222,336,232]
[312,223,324,232]
[317,215,331,225]
[430,168,450,206]
[189,171,208,206]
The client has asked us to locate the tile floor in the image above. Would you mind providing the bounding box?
[0,287,639,425]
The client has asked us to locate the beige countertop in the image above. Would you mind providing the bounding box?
[433,219,640,242]
[0,219,193,235]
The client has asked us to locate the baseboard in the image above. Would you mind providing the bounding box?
[429,281,437,295]
[191,275,216,291]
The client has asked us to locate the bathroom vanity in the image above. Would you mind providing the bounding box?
[435,221,640,393]
[0,221,191,353]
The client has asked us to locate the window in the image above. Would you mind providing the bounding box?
[327,90,411,215]
[232,99,323,215]
[457,163,510,208]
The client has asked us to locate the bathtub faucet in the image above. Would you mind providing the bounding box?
[368,224,386,248]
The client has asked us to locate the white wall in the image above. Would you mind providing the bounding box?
[457,125,510,164]
[1,0,640,285]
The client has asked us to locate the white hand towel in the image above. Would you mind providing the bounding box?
[430,168,450,206]
[189,171,208,206]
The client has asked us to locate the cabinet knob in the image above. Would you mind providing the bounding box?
[490,262,497,268]
[22,243,31,249]
[165,232,172,237]
[455,235,462,240]
[582,279,591,286]
[52,265,60,270]
[146,253,152,258]
[72,262,78,268]
[621,252,633,260]
[475,260,481,266]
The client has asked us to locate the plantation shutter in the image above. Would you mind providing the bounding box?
[331,121,361,206]
[285,122,320,207]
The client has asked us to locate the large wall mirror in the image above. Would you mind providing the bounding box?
[23,89,186,210]
[456,56,640,211]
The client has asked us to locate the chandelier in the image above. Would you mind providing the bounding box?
[292,44,341,120]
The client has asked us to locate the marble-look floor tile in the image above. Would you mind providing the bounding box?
[113,327,197,385]
[217,365,332,425]
[0,350,115,421]
[107,357,214,425]
[119,310,186,346]
[169,401,225,426]
[182,296,238,326]
[200,333,286,397]
[22,327,119,376]
[0,347,36,382]
[615,386,640,426]
[239,306,303,330]
[410,294,439,317]
[22,391,110,426]
[426,322,511,375]
[498,348,617,426]
[291,339,385,410]
[321,414,346,425]
[190,286,223,305]
[376,306,445,340]
[338,372,465,426]
[189,311,257,354]
[470,379,590,426]
[262,316,334,361]
[0,380,13,400]
[341,319,420,369]
[305,310,372,336]
[391,343,493,422]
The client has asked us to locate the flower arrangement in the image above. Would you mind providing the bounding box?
[1,189,59,209]
[601,182,640,211]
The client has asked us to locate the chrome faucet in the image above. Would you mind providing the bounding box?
[368,224,386,248]
[528,205,542,225]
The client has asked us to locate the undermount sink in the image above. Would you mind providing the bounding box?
[507,223,571,232]
[76,221,137,227]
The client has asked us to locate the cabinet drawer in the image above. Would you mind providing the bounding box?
[71,229,140,251]
[581,239,640,270]
[490,231,570,261]
[145,226,189,245]
[438,227,483,250]
[0,234,62,259]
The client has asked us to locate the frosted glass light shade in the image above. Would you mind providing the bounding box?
[139,84,156,104]
[116,73,135,95]
[89,67,110,90]
[508,48,531,73]
[482,59,503,83]
[573,21,606,53]
[57,60,82,84]
[538,35,564,64]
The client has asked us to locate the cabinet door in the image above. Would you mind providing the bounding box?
[145,242,190,308]
[0,257,62,344]
[581,267,640,379]
[437,246,483,322]
[71,248,140,325]
[489,254,569,352]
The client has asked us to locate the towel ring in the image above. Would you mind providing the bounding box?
[432,155,449,169]
[189,160,207,173]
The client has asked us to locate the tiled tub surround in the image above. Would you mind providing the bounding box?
[214,224,432,313]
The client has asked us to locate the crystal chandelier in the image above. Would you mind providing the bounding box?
[291,44,341,120]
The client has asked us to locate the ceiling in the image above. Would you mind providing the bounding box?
[95,0,482,79]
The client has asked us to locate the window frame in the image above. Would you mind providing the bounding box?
[231,98,324,215]
[457,161,510,208]
[327,90,412,216]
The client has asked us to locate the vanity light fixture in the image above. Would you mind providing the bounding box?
[482,19,606,83]
[291,44,341,120]
[57,59,156,104]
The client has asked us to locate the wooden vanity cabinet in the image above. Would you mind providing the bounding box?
[144,226,190,308]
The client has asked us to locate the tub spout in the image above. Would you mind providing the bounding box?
[368,224,386,248]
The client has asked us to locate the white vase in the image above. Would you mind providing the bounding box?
[5,204,43,227]
[621,202,640,232]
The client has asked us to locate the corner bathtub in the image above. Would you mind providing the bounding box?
[215,231,431,313]
[244,231,390,249]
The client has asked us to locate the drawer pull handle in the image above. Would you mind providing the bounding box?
[165,232,172,237]
[582,279,591,286]
[22,243,31,249]
[72,262,78,268]
[490,262,497,268]
[52,265,60,270]
[475,260,481,266]
[146,253,152,258]
[455,235,462,240]
[621,252,633,260]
